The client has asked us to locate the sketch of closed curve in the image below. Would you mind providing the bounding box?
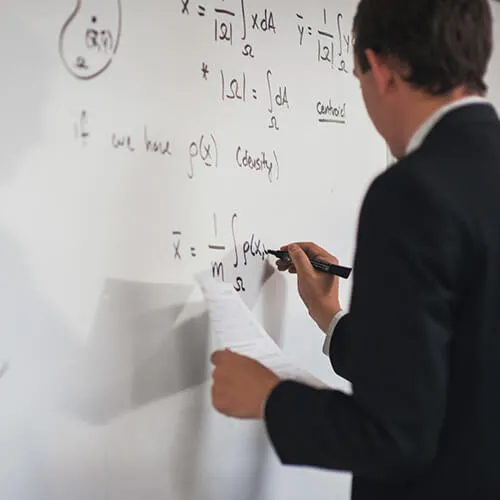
[59,0,122,80]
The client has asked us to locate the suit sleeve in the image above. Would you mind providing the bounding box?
[264,168,464,481]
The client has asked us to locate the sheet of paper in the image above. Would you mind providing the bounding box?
[198,277,328,389]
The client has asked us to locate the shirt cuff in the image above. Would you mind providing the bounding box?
[322,310,348,356]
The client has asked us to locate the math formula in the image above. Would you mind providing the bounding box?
[172,213,269,293]
[181,0,278,59]
[63,0,358,291]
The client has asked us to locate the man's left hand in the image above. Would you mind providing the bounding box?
[211,349,281,419]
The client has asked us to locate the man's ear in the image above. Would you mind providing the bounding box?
[365,49,396,97]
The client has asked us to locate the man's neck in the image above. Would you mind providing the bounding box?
[398,88,481,157]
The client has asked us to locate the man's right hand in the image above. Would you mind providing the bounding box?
[276,242,342,333]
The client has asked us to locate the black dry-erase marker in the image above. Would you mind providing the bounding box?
[267,249,352,280]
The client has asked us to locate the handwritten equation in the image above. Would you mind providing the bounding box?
[172,213,268,292]
[297,8,353,74]
[217,68,290,131]
[181,0,277,59]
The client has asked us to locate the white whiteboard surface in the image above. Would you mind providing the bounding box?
[0,1,497,499]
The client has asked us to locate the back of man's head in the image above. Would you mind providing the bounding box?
[353,0,493,96]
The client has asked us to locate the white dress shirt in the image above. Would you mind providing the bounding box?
[322,95,489,357]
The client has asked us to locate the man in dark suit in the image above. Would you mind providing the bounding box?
[210,0,500,498]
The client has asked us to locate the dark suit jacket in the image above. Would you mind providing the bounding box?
[265,104,500,499]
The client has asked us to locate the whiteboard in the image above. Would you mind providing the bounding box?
[0,1,497,500]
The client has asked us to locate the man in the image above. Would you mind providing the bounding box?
[211,0,500,498]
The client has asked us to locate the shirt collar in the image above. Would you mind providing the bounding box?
[405,96,489,155]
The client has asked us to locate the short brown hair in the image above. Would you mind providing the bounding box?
[353,0,493,96]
